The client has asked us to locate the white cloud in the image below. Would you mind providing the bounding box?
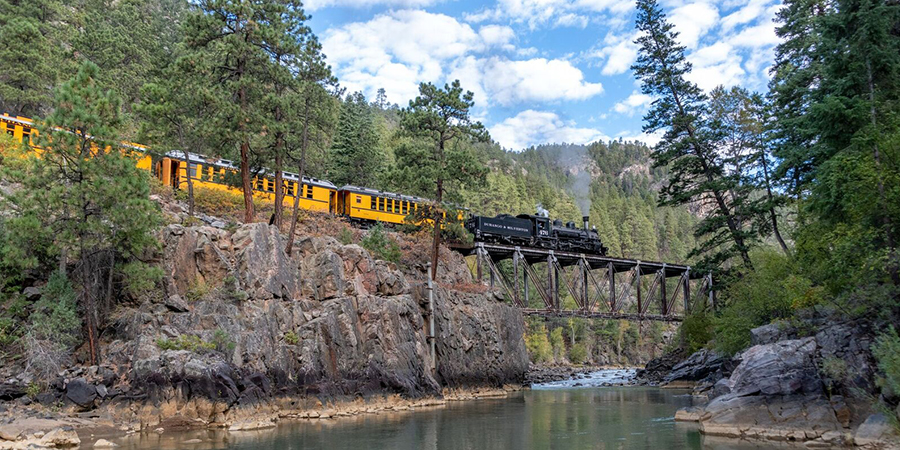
[613,91,653,116]
[305,0,439,11]
[459,57,604,106]
[669,2,719,49]
[466,0,633,29]
[591,31,640,75]
[685,42,746,90]
[324,10,603,107]
[490,110,609,150]
[720,0,776,32]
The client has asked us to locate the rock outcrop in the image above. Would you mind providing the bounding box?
[674,324,899,448]
[5,223,528,432]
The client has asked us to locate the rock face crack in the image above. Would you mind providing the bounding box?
[97,225,527,425]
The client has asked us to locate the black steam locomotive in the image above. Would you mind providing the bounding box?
[465,213,608,255]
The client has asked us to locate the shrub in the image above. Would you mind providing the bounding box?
[212,328,236,353]
[185,279,211,303]
[525,321,552,363]
[873,327,900,398]
[338,227,354,245]
[569,343,588,365]
[361,223,401,263]
[156,334,215,352]
[680,312,713,354]
[25,272,81,381]
[121,261,164,299]
[550,327,565,362]
[284,331,299,345]
[25,382,41,399]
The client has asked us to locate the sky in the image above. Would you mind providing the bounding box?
[307,0,783,151]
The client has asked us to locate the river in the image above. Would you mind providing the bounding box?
[108,370,778,450]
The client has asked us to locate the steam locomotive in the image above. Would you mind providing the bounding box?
[465,213,608,255]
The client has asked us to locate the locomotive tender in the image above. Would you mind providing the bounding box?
[465,213,609,255]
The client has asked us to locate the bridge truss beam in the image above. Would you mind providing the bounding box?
[466,243,715,322]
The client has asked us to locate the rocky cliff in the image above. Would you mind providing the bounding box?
[2,223,528,432]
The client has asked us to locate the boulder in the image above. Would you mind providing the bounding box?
[662,348,725,385]
[165,294,189,313]
[750,322,794,346]
[855,414,898,448]
[724,338,820,396]
[40,427,80,447]
[93,438,118,447]
[65,378,97,408]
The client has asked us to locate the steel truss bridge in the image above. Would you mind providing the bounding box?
[454,243,716,322]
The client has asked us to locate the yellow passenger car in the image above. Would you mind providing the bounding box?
[156,152,337,212]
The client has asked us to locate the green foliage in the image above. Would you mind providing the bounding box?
[525,321,553,363]
[361,223,401,263]
[680,312,713,354]
[569,343,587,365]
[328,92,385,187]
[873,327,900,398]
[549,327,565,362]
[211,328,235,353]
[121,261,164,299]
[714,250,818,355]
[156,334,215,352]
[338,227,355,245]
[0,0,63,117]
[185,279,211,303]
[284,331,299,345]
[27,271,81,350]
[25,382,41,399]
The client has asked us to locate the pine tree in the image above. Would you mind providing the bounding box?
[182,0,308,223]
[396,80,488,279]
[632,0,755,270]
[0,62,159,364]
[0,0,64,116]
[328,92,384,188]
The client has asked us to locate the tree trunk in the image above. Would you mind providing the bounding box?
[183,149,194,217]
[760,150,789,255]
[274,152,284,229]
[430,139,444,281]
[238,82,255,223]
[866,57,899,285]
[285,96,311,256]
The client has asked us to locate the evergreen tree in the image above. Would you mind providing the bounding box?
[328,92,384,188]
[182,0,308,223]
[0,0,64,116]
[396,80,488,279]
[632,0,756,270]
[0,62,159,364]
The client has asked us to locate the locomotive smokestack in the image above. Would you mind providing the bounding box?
[583,216,590,231]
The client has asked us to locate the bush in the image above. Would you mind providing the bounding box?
[156,334,215,352]
[185,279,211,303]
[25,272,81,381]
[212,328,236,353]
[569,343,588,365]
[680,312,713,354]
[550,327,565,362]
[338,227,355,245]
[121,261,164,299]
[873,327,900,398]
[361,223,401,263]
[284,331,299,345]
[525,321,552,363]
[713,249,814,355]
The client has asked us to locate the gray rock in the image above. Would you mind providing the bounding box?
[662,348,725,384]
[750,322,794,346]
[726,338,820,396]
[854,414,896,447]
[65,378,96,407]
[96,384,108,399]
[211,220,226,229]
[22,286,41,300]
[165,295,189,313]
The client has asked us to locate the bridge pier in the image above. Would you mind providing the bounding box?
[460,242,714,322]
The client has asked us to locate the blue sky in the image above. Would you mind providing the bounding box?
[307,0,783,150]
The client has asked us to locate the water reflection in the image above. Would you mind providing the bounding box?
[107,387,790,450]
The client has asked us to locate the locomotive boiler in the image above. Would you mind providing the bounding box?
[465,213,608,255]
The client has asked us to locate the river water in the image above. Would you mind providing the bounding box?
[109,370,779,450]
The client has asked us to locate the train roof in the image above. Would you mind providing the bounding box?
[339,185,431,203]
[163,150,337,189]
